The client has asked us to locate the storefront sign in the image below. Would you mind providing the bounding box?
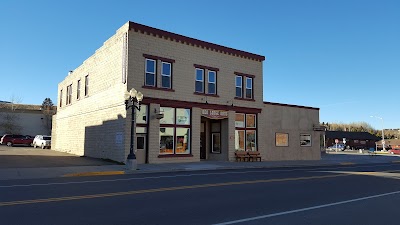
[201,109,228,119]
[276,133,289,147]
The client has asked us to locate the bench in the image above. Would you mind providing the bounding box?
[235,151,250,162]
[248,151,262,162]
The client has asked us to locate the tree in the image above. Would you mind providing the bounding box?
[0,95,22,134]
[41,98,55,135]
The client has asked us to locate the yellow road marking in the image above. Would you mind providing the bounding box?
[392,161,400,163]
[63,171,125,177]
[340,162,355,165]
[0,174,350,207]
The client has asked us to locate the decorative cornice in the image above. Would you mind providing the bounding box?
[129,21,265,62]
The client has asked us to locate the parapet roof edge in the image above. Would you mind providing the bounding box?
[128,21,266,62]
[263,101,319,110]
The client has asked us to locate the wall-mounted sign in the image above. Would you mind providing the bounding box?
[201,109,228,119]
[276,133,289,147]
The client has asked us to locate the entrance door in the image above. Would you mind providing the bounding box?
[200,122,206,159]
[136,134,147,164]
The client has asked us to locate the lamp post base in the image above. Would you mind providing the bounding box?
[126,158,138,171]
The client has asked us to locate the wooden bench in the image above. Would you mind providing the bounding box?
[248,151,262,162]
[235,151,250,162]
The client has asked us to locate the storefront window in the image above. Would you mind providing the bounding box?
[160,128,174,154]
[235,130,245,151]
[159,107,191,155]
[300,134,311,147]
[235,113,245,128]
[160,107,175,124]
[176,108,190,125]
[246,130,256,151]
[212,133,221,153]
[246,114,256,128]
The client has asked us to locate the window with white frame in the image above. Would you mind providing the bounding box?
[59,89,63,107]
[195,68,204,93]
[235,113,257,151]
[66,84,72,105]
[245,77,253,99]
[300,134,312,147]
[159,107,191,155]
[235,76,242,98]
[145,59,156,87]
[161,62,171,88]
[85,75,89,96]
[208,71,216,94]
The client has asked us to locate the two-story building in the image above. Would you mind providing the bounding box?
[52,21,321,164]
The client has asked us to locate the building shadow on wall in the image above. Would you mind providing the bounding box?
[84,114,126,163]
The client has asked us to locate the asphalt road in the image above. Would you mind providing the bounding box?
[1,163,400,225]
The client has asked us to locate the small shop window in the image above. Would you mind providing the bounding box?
[160,128,174,154]
[246,130,256,151]
[235,130,245,151]
[212,133,221,153]
[246,114,256,128]
[176,128,190,154]
[235,113,245,128]
[300,134,311,147]
[160,107,175,124]
[176,108,190,125]
[136,105,148,124]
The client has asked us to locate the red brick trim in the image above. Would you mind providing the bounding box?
[129,22,265,62]
[158,154,193,158]
[234,97,256,102]
[142,86,175,92]
[143,54,175,63]
[234,72,256,78]
[193,92,219,97]
[194,64,219,71]
[264,102,319,110]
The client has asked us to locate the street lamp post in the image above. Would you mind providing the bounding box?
[124,88,144,170]
[370,116,385,151]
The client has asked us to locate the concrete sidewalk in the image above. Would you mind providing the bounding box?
[1,152,399,180]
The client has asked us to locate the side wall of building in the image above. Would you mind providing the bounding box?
[52,24,129,162]
[0,110,49,136]
[261,104,321,161]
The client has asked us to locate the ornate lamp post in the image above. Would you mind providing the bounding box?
[124,88,143,170]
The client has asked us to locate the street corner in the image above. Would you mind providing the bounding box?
[62,171,126,177]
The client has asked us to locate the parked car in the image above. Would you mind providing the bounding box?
[33,135,51,149]
[0,134,34,147]
[327,144,345,151]
[389,147,400,155]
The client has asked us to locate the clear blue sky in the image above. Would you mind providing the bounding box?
[1,0,399,129]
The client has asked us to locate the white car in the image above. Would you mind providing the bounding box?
[33,135,51,149]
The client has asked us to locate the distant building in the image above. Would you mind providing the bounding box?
[0,103,55,136]
[52,21,322,164]
[325,131,380,149]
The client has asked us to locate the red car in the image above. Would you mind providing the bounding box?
[0,134,34,147]
[389,147,400,155]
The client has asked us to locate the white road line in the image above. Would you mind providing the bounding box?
[213,190,400,225]
[0,164,395,188]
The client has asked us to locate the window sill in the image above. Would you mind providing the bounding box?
[234,97,255,102]
[193,92,219,97]
[158,154,193,158]
[142,86,175,92]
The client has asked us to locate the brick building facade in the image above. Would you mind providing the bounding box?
[52,21,321,164]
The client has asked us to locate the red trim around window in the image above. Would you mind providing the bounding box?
[194,64,219,71]
[143,54,175,63]
[142,86,175,92]
[234,72,255,78]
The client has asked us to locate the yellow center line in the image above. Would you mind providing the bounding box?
[0,174,350,207]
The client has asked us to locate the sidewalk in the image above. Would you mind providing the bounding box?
[1,152,398,180]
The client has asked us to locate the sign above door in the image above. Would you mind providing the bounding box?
[201,109,229,119]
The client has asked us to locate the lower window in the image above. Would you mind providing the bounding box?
[211,133,221,153]
[300,134,311,147]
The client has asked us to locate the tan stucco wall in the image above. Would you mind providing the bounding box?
[0,111,49,136]
[260,104,321,161]
[52,24,129,162]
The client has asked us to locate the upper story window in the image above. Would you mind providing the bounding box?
[143,54,175,90]
[208,71,216,95]
[245,77,253,99]
[85,75,89,96]
[66,84,72,105]
[77,79,81,100]
[195,68,204,93]
[161,62,171,88]
[235,72,254,100]
[235,76,243,98]
[59,89,63,107]
[194,64,218,95]
[145,59,156,87]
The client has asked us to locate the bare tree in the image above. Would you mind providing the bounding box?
[0,95,23,134]
[41,98,55,135]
